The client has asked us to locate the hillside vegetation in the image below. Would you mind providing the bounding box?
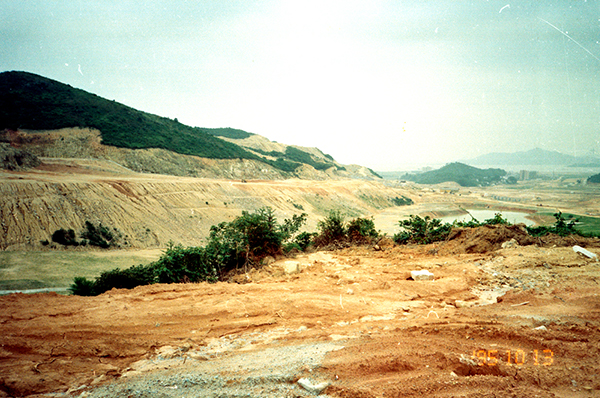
[404,162,507,187]
[0,71,348,175]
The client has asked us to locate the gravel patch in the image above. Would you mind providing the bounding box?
[83,337,343,398]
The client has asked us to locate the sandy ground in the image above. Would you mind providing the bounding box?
[1,237,599,398]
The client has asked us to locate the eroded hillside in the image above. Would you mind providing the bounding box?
[1,128,380,180]
[0,157,410,250]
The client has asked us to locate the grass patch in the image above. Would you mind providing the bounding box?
[0,279,49,291]
[535,212,600,236]
[0,250,162,289]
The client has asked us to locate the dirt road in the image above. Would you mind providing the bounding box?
[1,237,599,397]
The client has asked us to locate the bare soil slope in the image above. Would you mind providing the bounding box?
[1,239,599,397]
[0,157,409,250]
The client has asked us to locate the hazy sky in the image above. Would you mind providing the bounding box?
[2,1,600,170]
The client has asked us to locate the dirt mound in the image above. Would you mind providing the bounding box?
[439,224,600,255]
[0,143,40,170]
[439,224,537,254]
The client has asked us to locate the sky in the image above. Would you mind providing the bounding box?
[2,0,600,171]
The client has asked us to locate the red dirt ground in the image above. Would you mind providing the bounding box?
[1,229,599,397]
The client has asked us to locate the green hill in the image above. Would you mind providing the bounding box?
[0,71,332,173]
[588,173,600,184]
[404,162,506,187]
[0,71,259,159]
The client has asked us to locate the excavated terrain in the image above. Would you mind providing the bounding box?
[1,239,599,397]
[1,154,600,397]
[0,157,406,251]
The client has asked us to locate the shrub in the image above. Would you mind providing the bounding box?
[314,210,347,247]
[482,213,510,225]
[392,196,414,206]
[393,215,452,244]
[81,221,116,248]
[293,231,316,251]
[93,264,156,295]
[51,228,78,246]
[153,243,217,284]
[347,217,379,243]
[526,212,580,237]
[69,277,96,296]
[70,207,308,295]
[206,207,307,274]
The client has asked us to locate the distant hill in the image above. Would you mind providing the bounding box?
[0,71,371,178]
[588,173,600,184]
[403,162,506,187]
[0,71,256,159]
[466,148,599,167]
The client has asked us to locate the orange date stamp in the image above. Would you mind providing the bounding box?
[472,349,554,367]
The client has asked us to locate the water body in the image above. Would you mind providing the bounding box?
[0,287,69,296]
[441,210,534,226]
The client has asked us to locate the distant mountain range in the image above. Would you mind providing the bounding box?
[0,71,380,179]
[465,148,600,167]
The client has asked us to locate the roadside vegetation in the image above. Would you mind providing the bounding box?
[70,209,598,296]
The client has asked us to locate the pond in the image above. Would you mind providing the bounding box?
[440,210,535,226]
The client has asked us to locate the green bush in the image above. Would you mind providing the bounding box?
[92,264,156,295]
[81,221,116,248]
[482,213,510,226]
[50,221,121,248]
[393,215,452,244]
[153,243,217,284]
[51,228,79,246]
[526,212,580,237]
[206,207,307,273]
[347,217,379,243]
[69,277,96,296]
[392,196,414,206]
[314,210,347,246]
[70,207,308,295]
[293,231,316,251]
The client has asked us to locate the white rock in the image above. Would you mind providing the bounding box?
[534,325,548,331]
[455,300,475,308]
[501,238,519,249]
[410,270,434,281]
[573,245,598,261]
[297,378,330,394]
[282,261,301,274]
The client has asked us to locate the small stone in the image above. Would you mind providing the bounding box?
[281,261,301,274]
[410,270,434,281]
[297,378,331,394]
[501,239,519,249]
[455,300,475,308]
